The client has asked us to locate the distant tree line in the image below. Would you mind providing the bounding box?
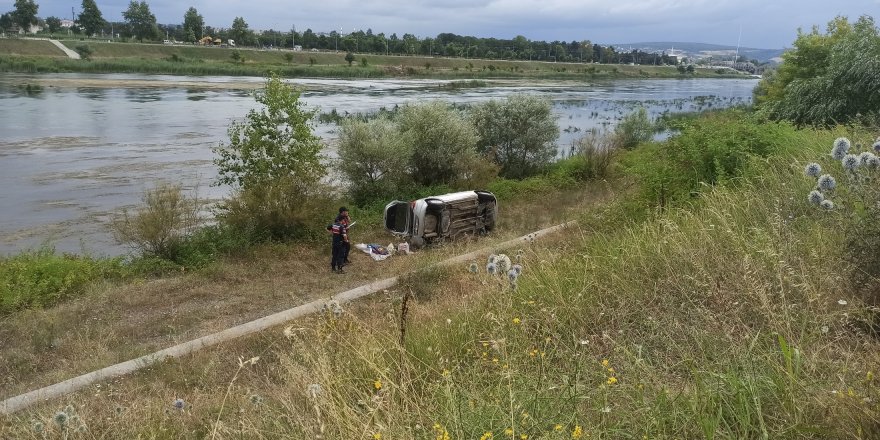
[1,0,679,65]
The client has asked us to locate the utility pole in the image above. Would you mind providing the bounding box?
[291,24,295,49]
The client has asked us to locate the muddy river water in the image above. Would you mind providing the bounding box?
[0,73,759,255]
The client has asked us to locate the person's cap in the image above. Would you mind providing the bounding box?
[339,206,348,213]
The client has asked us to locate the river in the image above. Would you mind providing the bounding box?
[0,73,759,256]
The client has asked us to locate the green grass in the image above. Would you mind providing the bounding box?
[0,248,124,314]
[0,38,67,57]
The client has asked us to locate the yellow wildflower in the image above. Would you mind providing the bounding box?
[868,371,875,381]
[374,379,383,390]
[601,359,609,367]
[572,425,583,439]
[480,432,494,440]
[372,433,382,440]
[607,376,618,385]
[529,349,538,357]
[442,369,451,377]
[607,367,615,373]
[504,428,514,436]
[513,317,522,325]
[493,357,499,363]
[520,435,528,439]
[554,425,563,431]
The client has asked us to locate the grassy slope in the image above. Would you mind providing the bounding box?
[1,123,878,438]
[0,38,746,79]
[0,39,66,58]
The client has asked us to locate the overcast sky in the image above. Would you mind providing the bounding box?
[5,0,878,48]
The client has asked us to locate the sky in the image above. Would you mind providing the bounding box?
[4,0,878,49]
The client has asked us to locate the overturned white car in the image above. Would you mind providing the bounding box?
[384,190,498,247]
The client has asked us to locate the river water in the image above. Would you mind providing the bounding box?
[0,73,758,256]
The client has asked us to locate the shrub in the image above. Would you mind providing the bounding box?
[614,107,654,150]
[217,176,335,241]
[397,101,480,186]
[470,94,559,179]
[625,111,799,207]
[111,183,202,261]
[564,131,620,180]
[74,44,93,60]
[337,118,413,205]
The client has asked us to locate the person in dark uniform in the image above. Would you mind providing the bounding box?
[328,213,348,274]
[337,207,352,265]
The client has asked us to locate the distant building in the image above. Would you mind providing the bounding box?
[60,19,74,28]
[293,45,302,51]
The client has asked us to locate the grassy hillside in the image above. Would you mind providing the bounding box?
[0,39,66,58]
[1,114,878,438]
[0,38,748,79]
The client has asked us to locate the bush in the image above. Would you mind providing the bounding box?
[217,176,335,241]
[74,44,92,60]
[398,101,481,186]
[564,131,620,180]
[337,118,412,205]
[470,94,559,179]
[625,111,800,207]
[614,107,654,149]
[0,249,123,313]
[111,183,202,261]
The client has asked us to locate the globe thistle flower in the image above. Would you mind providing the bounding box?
[32,421,45,433]
[250,394,264,405]
[507,269,519,284]
[831,137,851,160]
[808,190,824,205]
[873,140,880,153]
[804,162,822,177]
[321,300,344,318]
[820,200,835,210]
[468,262,479,273]
[859,152,875,167]
[868,155,880,169]
[842,154,860,171]
[487,254,497,264]
[172,398,185,410]
[496,254,512,273]
[817,174,837,191]
[512,264,523,276]
[307,383,323,399]
[54,411,68,426]
[486,262,498,275]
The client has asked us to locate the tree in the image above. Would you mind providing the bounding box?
[230,16,249,46]
[12,0,38,32]
[344,51,355,66]
[470,95,559,178]
[398,101,480,186]
[214,74,325,190]
[44,15,61,33]
[755,15,880,126]
[337,118,412,204]
[182,7,203,42]
[78,0,105,36]
[214,74,328,240]
[122,1,159,41]
[0,13,12,33]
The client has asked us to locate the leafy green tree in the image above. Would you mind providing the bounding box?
[77,0,105,36]
[230,16,249,46]
[183,7,203,42]
[0,13,12,33]
[12,0,38,32]
[470,95,559,178]
[344,51,355,66]
[214,74,325,190]
[755,15,880,125]
[44,16,61,33]
[214,74,328,240]
[337,118,412,204]
[398,101,480,186]
[284,52,294,64]
[230,49,242,63]
[122,0,159,41]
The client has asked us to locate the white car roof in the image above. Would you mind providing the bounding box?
[420,191,480,203]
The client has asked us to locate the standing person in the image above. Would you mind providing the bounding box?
[338,207,353,266]
[328,212,348,274]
